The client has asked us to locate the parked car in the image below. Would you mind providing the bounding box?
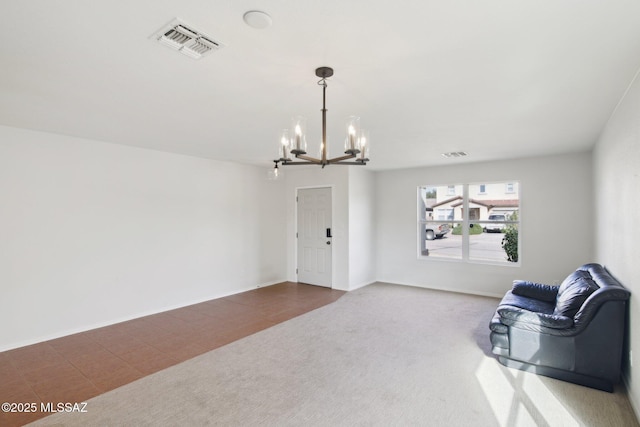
[426,223,450,240]
[484,214,507,232]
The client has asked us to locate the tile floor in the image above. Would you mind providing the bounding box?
[0,282,345,426]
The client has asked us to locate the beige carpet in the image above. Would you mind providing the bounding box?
[30,283,638,426]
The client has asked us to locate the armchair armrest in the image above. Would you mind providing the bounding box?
[512,280,558,302]
[497,305,573,329]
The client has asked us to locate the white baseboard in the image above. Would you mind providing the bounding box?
[375,279,504,299]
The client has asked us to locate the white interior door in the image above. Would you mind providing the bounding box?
[297,187,332,288]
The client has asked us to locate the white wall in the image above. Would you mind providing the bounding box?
[0,125,287,351]
[348,168,376,290]
[593,69,640,413]
[375,152,594,297]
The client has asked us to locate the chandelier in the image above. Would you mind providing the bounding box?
[272,67,369,176]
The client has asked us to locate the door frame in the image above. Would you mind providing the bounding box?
[295,185,334,288]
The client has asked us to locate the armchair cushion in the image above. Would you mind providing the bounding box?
[497,305,573,329]
[554,277,598,318]
[498,290,556,314]
[511,280,558,302]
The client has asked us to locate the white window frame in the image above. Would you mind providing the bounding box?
[417,181,520,266]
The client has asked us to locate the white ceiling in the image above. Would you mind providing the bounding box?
[2,1,640,171]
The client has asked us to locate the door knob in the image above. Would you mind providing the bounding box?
[326,241,331,245]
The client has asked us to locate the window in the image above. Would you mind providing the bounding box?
[506,182,515,193]
[418,181,520,264]
[436,208,454,221]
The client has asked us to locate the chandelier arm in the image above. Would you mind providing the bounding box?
[324,162,368,165]
[326,153,357,163]
[293,154,324,164]
[280,157,368,166]
[281,161,323,165]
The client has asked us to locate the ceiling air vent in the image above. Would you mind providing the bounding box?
[152,19,223,59]
[441,151,468,158]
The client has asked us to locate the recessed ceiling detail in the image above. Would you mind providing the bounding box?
[152,19,223,59]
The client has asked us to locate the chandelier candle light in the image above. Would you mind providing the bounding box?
[273,67,369,175]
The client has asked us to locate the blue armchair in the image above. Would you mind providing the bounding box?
[489,263,630,391]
